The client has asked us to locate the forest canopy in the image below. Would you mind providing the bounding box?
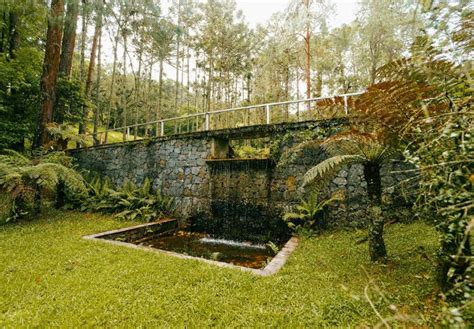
[0,0,429,149]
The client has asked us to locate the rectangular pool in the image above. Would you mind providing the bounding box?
[83,219,298,276]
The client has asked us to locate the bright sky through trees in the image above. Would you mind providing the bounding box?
[234,0,358,27]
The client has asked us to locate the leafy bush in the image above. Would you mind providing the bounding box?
[283,191,342,235]
[80,177,175,222]
[0,150,87,221]
[232,145,270,159]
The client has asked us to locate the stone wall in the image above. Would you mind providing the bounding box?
[72,137,212,215]
[70,121,414,227]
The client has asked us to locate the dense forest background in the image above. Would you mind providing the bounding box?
[1,0,429,149]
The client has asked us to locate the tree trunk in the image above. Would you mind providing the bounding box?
[363,162,387,262]
[145,60,153,137]
[156,58,164,136]
[59,0,78,77]
[8,11,19,60]
[79,0,88,81]
[0,10,6,53]
[121,32,127,142]
[134,40,143,140]
[174,0,181,110]
[304,0,311,99]
[33,182,42,216]
[33,0,64,149]
[186,42,190,109]
[55,180,66,209]
[93,11,102,145]
[104,31,120,144]
[78,6,100,138]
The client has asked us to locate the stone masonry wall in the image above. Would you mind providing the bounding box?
[71,122,414,227]
[72,137,212,215]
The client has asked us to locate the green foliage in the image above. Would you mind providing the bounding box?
[350,2,473,322]
[54,77,86,123]
[303,154,362,187]
[0,47,43,149]
[283,191,342,234]
[0,150,87,221]
[81,177,175,222]
[232,145,269,159]
[287,130,397,188]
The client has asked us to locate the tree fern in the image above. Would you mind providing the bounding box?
[0,150,87,220]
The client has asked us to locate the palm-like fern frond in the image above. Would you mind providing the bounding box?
[303,154,363,187]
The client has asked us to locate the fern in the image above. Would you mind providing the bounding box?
[81,177,175,222]
[283,191,342,233]
[303,154,363,187]
[0,150,87,220]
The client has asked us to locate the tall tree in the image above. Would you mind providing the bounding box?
[303,0,310,99]
[59,0,79,77]
[7,9,19,60]
[33,0,64,148]
[78,0,102,139]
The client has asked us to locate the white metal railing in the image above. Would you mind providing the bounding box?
[91,91,364,144]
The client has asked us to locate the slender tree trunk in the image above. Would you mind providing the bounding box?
[134,42,143,140]
[79,0,88,81]
[315,70,322,96]
[363,162,387,262]
[296,69,300,119]
[78,6,100,138]
[0,10,6,53]
[33,182,42,215]
[122,32,127,142]
[59,0,79,77]
[145,60,153,137]
[93,13,102,145]
[157,58,164,136]
[285,52,290,120]
[174,0,181,110]
[8,11,19,60]
[304,0,311,99]
[33,0,64,149]
[55,181,66,209]
[186,43,190,110]
[104,31,120,144]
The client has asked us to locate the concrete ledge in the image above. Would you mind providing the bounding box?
[83,223,299,277]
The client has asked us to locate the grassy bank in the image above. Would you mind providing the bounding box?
[0,211,441,327]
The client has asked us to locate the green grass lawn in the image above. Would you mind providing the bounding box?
[0,211,442,327]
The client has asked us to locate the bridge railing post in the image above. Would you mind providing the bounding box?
[265,105,270,124]
[205,112,210,130]
[344,95,348,115]
[160,121,165,136]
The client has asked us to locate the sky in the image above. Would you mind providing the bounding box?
[234,0,359,28]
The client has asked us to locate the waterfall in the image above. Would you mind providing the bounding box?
[190,158,290,244]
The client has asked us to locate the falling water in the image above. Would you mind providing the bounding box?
[196,158,290,245]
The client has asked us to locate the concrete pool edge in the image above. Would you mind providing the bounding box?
[83,222,299,277]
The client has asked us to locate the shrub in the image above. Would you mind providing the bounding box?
[0,150,87,221]
[283,191,342,235]
[80,177,175,222]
